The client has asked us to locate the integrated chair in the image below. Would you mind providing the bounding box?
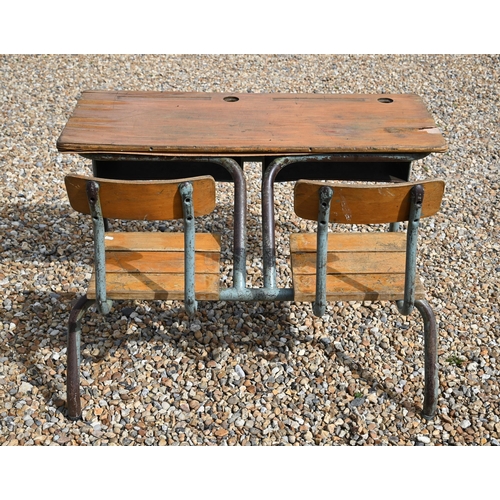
[64,175,221,420]
[290,179,445,419]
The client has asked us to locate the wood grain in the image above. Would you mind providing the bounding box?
[87,231,221,300]
[65,174,216,220]
[87,273,220,300]
[294,179,445,223]
[291,232,424,302]
[57,91,447,156]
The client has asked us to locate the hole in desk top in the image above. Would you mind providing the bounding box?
[378,97,394,103]
[223,96,239,102]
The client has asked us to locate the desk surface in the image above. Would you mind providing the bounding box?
[57,91,447,156]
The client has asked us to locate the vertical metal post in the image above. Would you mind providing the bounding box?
[213,158,247,290]
[397,184,424,316]
[67,295,94,420]
[91,159,109,231]
[262,157,290,289]
[179,181,197,318]
[415,299,439,419]
[313,185,333,317]
[86,180,112,315]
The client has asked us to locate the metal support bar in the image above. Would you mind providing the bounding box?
[206,158,247,290]
[219,287,294,302]
[91,155,247,291]
[262,154,419,290]
[67,295,94,420]
[179,181,197,317]
[313,185,333,317]
[86,180,112,315]
[389,222,400,232]
[415,299,439,419]
[397,184,424,316]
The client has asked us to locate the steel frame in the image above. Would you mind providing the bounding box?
[66,154,439,420]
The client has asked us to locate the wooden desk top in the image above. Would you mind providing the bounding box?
[57,91,447,156]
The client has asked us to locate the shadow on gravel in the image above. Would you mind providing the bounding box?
[2,199,422,422]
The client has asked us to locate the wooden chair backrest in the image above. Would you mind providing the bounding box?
[65,175,216,220]
[294,179,445,224]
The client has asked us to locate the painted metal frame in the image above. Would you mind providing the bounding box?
[66,153,439,421]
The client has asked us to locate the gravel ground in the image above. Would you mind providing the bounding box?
[0,54,499,446]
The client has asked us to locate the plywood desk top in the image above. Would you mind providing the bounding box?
[57,91,447,157]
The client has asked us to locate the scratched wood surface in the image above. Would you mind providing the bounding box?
[65,174,216,220]
[57,91,447,156]
[294,179,445,224]
[291,233,425,302]
[87,232,221,300]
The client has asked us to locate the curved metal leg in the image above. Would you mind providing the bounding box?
[67,295,95,420]
[414,299,438,420]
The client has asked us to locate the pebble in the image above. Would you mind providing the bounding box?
[1,54,499,446]
[417,435,431,444]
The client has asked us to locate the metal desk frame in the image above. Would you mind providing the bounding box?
[85,151,427,302]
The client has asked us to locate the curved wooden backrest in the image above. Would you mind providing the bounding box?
[65,174,216,220]
[294,179,445,224]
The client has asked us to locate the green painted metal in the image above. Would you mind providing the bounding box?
[313,185,333,317]
[179,181,197,318]
[86,180,112,315]
[219,287,294,302]
[397,184,424,316]
[67,295,94,420]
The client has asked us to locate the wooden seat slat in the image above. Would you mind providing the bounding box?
[292,250,406,275]
[87,272,220,300]
[104,232,221,252]
[90,231,221,300]
[105,250,220,274]
[291,232,422,302]
[293,273,425,302]
[290,232,407,253]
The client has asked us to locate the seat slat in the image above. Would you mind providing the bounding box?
[88,272,219,300]
[291,231,424,302]
[293,273,425,302]
[290,232,406,253]
[105,232,221,252]
[292,250,406,275]
[105,250,220,274]
[90,232,221,301]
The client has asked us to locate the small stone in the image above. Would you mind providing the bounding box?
[460,420,471,429]
[18,382,33,393]
[214,429,228,438]
[417,435,431,444]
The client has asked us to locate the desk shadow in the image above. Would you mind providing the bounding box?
[1,199,418,420]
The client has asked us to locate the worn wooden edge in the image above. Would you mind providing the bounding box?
[290,232,407,253]
[294,179,445,223]
[65,174,216,219]
[57,91,448,155]
[87,272,220,301]
[292,273,425,302]
[104,232,221,252]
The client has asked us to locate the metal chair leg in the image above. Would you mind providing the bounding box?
[67,295,94,420]
[414,299,439,420]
